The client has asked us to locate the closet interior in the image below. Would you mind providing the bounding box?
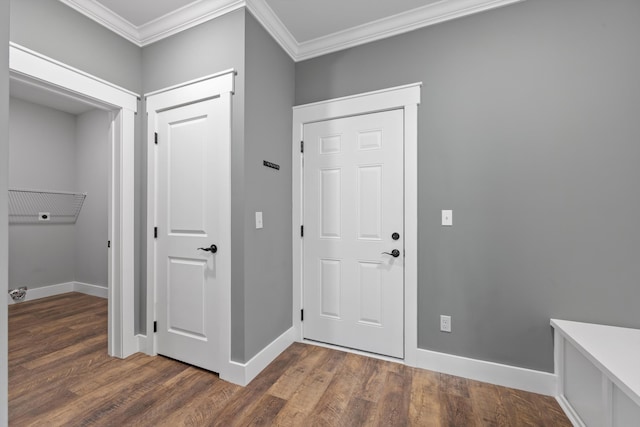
[8,79,110,303]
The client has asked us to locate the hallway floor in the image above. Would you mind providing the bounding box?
[9,293,571,426]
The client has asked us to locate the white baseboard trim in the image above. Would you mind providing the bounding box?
[7,281,108,304]
[74,281,108,299]
[136,334,151,355]
[7,282,74,304]
[556,394,584,427]
[221,327,296,386]
[415,348,557,396]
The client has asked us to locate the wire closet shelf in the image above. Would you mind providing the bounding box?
[8,189,86,224]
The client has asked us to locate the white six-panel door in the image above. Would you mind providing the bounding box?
[303,109,405,358]
[155,97,226,372]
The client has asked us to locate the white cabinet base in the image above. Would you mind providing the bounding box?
[552,319,640,427]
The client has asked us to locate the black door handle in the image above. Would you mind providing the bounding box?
[382,249,400,258]
[198,244,218,253]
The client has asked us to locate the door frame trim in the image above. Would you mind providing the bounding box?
[144,70,234,379]
[8,42,139,359]
[292,83,421,365]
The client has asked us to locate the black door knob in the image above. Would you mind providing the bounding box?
[382,249,400,258]
[198,244,218,253]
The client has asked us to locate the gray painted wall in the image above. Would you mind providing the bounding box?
[243,12,294,360]
[141,9,244,94]
[10,0,141,92]
[295,0,640,372]
[8,99,109,291]
[141,10,248,353]
[75,109,110,287]
[9,98,77,289]
[1,0,11,421]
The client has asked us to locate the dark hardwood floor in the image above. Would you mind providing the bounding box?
[9,293,571,426]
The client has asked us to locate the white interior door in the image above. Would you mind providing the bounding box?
[303,109,405,358]
[155,97,227,372]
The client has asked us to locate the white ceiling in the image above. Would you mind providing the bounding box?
[59,0,525,61]
[10,78,98,116]
[95,0,196,27]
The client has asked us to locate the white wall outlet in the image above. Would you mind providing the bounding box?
[440,315,451,332]
[255,211,263,229]
[442,210,452,226]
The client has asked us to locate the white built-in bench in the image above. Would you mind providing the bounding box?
[551,319,640,427]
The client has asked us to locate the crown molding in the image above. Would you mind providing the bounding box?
[294,0,526,61]
[59,0,140,45]
[58,0,526,59]
[138,0,245,46]
[245,0,297,59]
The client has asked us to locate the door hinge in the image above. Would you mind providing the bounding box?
[154,132,158,145]
[154,227,158,238]
[301,309,304,322]
[107,240,111,248]
[153,321,157,333]
[300,141,304,153]
[301,225,304,237]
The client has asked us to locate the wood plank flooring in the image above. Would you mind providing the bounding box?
[9,293,571,426]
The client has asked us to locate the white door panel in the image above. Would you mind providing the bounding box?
[303,109,404,359]
[156,98,224,372]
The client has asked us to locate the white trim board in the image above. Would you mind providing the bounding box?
[9,43,138,359]
[416,348,557,396]
[292,83,421,368]
[143,68,236,98]
[7,281,108,304]
[75,281,109,299]
[223,328,296,386]
[59,0,526,61]
[9,43,137,108]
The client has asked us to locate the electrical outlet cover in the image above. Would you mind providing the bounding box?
[440,315,451,332]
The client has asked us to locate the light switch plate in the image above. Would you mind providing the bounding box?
[255,212,263,229]
[442,210,452,226]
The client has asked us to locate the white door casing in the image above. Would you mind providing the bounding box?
[302,110,405,358]
[293,83,421,365]
[8,43,138,359]
[146,71,233,376]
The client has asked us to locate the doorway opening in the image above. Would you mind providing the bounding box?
[7,43,138,359]
[292,83,421,365]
